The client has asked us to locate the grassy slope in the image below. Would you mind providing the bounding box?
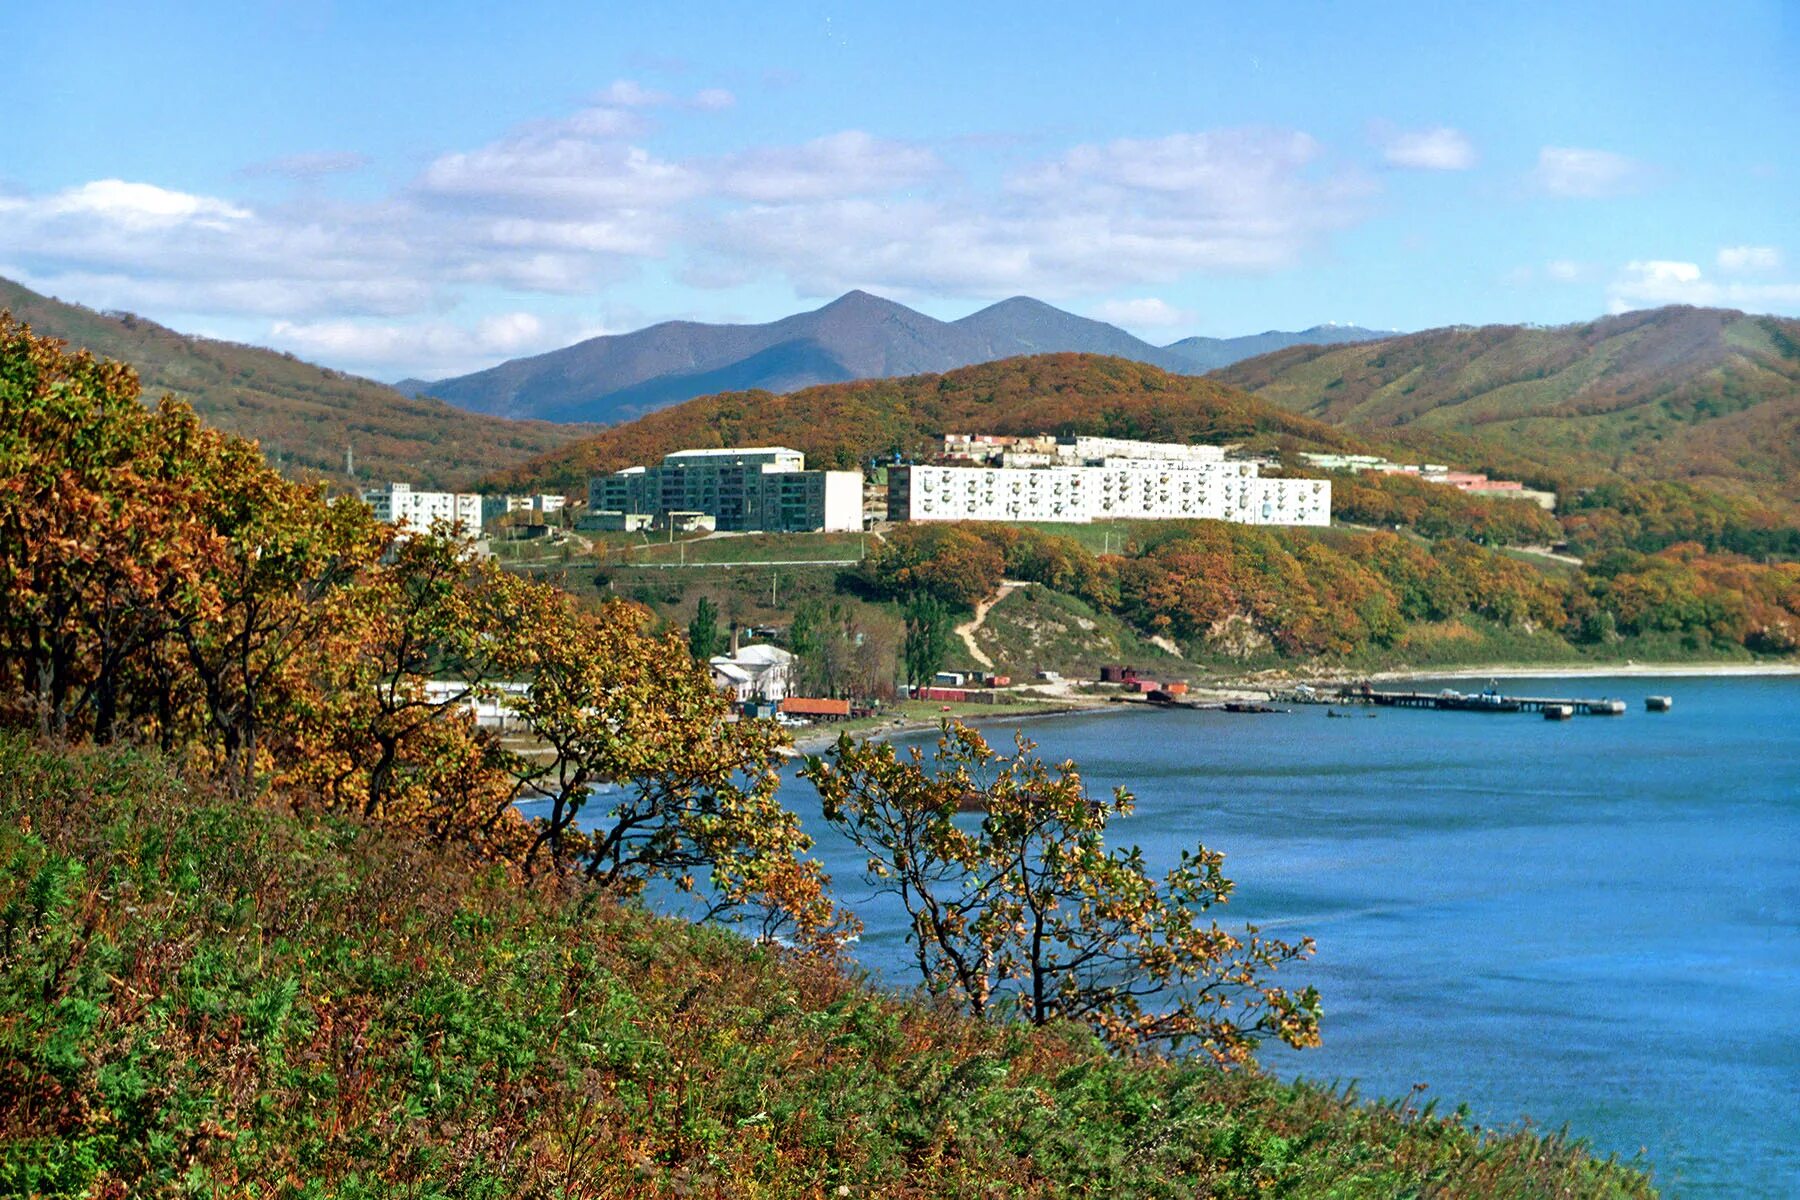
[1214,306,1800,509]
[480,353,1373,493]
[967,587,1190,681]
[0,737,1656,1198]
[0,277,597,491]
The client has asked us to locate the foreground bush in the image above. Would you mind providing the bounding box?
[0,736,1656,1198]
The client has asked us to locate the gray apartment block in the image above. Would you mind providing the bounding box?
[588,447,861,533]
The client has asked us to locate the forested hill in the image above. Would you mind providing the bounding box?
[480,353,1370,492]
[1214,306,1800,510]
[0,277,596,490]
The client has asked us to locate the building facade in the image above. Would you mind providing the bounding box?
[589,447,862,533]
[362,482,484,537]
[888,460,1330,527]
[480,493,567,523]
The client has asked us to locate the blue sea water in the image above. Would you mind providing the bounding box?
[791,674,1800,1198]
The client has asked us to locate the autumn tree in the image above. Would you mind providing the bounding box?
[802,723,1320,1061]
[788,598,892,699]
[0,319,205,741]
[295,533,512,823]
[856,524,1004,608]
[168,442,385,794]
[453,578,848,944]
[902,592,952,693]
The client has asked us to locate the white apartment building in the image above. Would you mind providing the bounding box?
[889,461,1330,527]
[362,482,483,537]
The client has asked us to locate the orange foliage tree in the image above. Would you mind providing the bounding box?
[803,723,1320,1061]
[0,316,849,946]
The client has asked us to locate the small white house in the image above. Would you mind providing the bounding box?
[708,643,796,703]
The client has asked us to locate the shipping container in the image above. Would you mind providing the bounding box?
[780,697,852,718]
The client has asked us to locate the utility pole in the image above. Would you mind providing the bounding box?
[345,443,355,479]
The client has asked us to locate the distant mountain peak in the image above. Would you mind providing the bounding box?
[976,295,1059,312]
[411,292,1399,425]
[818,288,899,311]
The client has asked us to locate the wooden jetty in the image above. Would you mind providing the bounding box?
[1335,684,1627,716]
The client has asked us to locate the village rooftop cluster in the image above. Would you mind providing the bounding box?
[1297,452,1555,509]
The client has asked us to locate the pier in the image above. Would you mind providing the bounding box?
[1334,684,1628,716]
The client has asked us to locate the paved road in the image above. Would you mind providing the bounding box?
[616,558,864,569]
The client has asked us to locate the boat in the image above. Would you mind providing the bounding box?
[1438,684,1522,713]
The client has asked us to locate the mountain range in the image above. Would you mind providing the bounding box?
[399,291,1393,425]
[0,277,596,490]
[478,353,1371,494]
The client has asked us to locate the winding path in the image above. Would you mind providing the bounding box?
[954,580,1031,669]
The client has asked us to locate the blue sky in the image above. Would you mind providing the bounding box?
[5,1,1795,379]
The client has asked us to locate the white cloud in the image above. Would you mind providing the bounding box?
[706,128,1372,299]
[596,79,670,108]
[1378,126,1476,171]
[1608,258,1800,314]
[1532,146,1648,198]
[47,179,250,228]
[1088,297,1193,329]
[417,125,699,214]
[715,131,941,201]
[2,104,1383,374]
[1545,259,1586,282]
[269,312,604,378]
[690,87,736,111]
[1717,244,1782,274]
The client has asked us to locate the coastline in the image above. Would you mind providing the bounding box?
[1360,661,1800,682]
[784,658,1798,752]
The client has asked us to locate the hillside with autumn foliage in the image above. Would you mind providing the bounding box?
[481,353,1370,492]
[1215,306,1800,511]
[0,276,596,490]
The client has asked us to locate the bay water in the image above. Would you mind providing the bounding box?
[794,674,1800,1197]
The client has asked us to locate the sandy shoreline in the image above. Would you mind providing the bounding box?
[1361,661,1800,682]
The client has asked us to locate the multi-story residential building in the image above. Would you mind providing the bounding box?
[588,447,862,533]
[362,482,483,537]
[479,493,568,524]
[889,461,1329,526]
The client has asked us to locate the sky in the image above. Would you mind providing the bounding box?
[4,1,1796,380]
